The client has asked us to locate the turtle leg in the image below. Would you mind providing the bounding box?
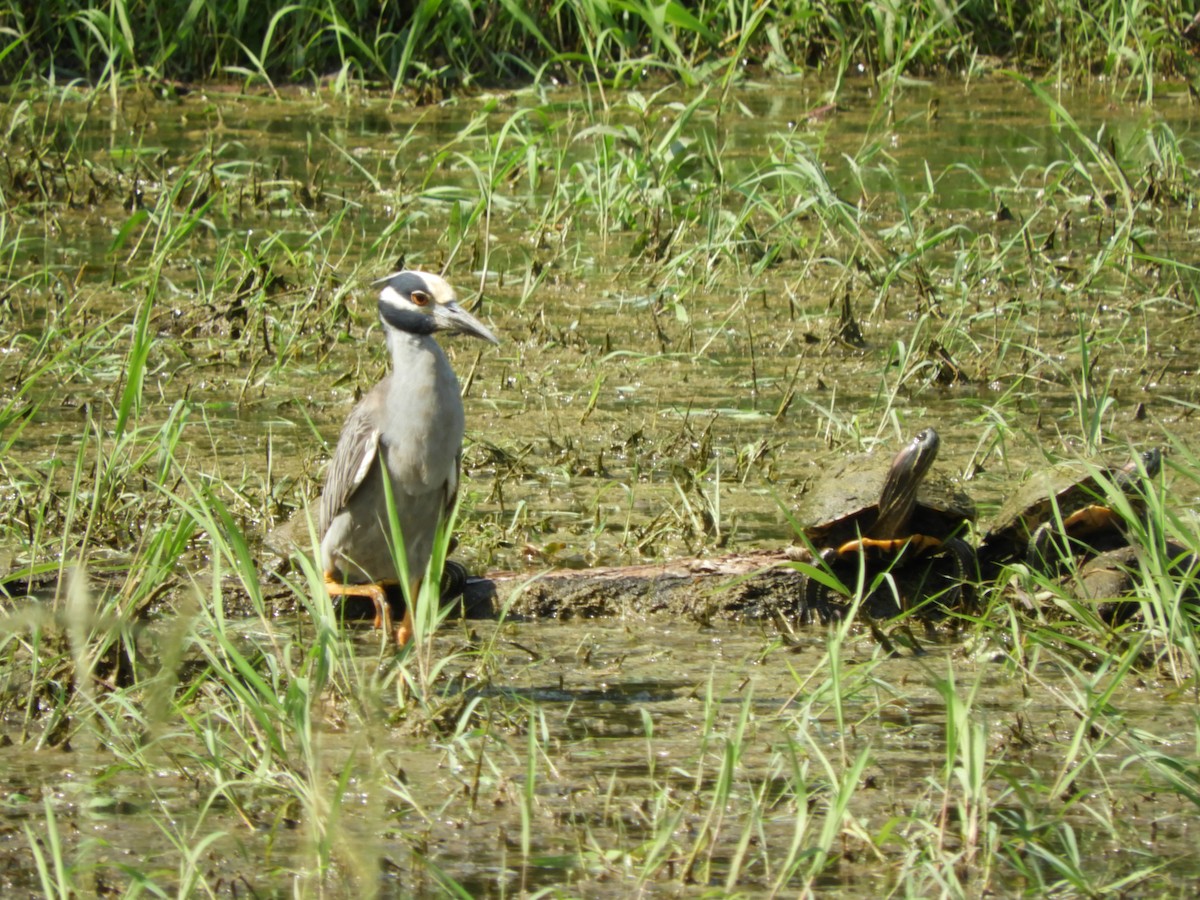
[825,537,912,615]
[933,536,977,611]
[833,535,975,613]
[324,573,395,631]
[795,548,843,623]
[1027,522,1061,572]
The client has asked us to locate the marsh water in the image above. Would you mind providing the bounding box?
[2,75,1200,894]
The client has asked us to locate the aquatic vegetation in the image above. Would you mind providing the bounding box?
[1,51,1200,897]
[2,0,1196,97]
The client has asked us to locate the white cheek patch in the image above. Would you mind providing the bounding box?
[379,285,403,307]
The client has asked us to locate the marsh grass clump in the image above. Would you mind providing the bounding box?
[2,1,1196,96]
[1,453,495,892]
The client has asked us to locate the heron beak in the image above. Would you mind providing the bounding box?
[436,301,500,345]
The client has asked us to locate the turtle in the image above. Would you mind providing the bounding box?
[792,428,977,614]
[1067,541,1198,625]
[979,447,1162,574]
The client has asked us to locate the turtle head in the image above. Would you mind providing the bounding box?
[873,428,940,538]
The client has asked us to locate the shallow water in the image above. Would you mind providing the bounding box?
[0,616,1195,895]
[2,75,1200,894]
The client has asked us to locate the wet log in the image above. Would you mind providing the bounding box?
[456,549,812,624]
[451,547,969,625]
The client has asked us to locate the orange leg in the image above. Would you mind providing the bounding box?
[394,578,422,647]
[323,573,429,647]
[323,572,394,631]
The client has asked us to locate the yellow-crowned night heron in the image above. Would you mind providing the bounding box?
[319,270,498,645]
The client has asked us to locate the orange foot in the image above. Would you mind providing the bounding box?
[324,573,423,647]
[323,573,396,631]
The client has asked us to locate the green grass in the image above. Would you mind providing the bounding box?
[2,50,1200,895]
[0,1,1196,94]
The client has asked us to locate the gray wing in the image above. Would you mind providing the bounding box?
[318,388,385,536]
[443,448,462,518]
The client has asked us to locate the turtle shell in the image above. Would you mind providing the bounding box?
[980,448,1161,564]
[799,453,975,550]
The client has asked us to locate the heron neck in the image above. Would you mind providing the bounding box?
[386,328,449,377]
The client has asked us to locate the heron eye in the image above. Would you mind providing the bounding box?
[411,290,431,306]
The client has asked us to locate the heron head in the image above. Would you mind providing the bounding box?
[375,270,499,345]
